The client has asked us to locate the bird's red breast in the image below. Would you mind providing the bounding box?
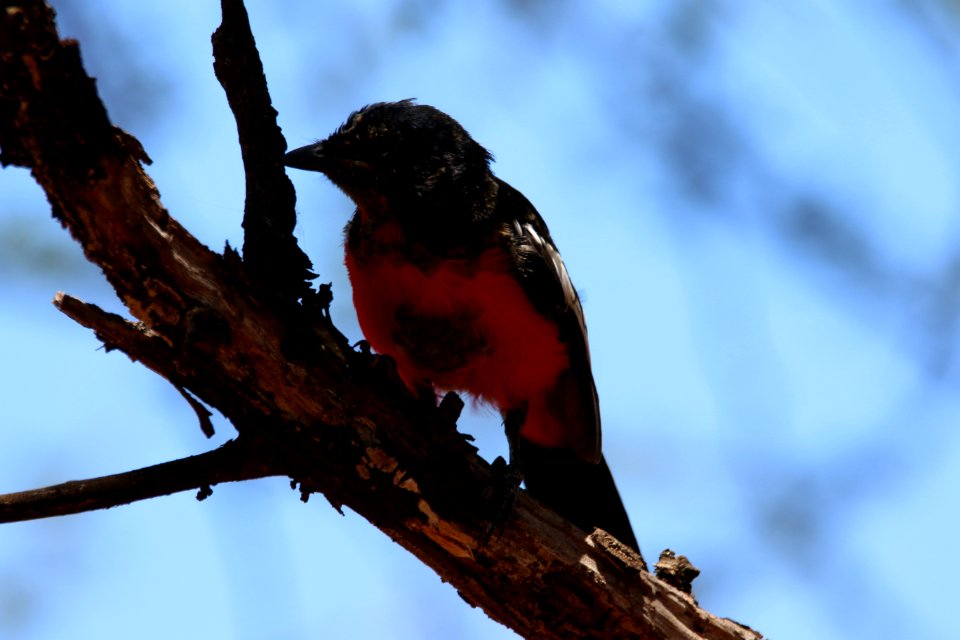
[345,217,574,450]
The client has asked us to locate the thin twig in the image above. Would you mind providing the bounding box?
[0,440,279,524]
[54,292,216,439]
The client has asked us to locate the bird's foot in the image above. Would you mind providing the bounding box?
[482,455,524,543]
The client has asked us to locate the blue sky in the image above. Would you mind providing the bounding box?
[2,2,959,639]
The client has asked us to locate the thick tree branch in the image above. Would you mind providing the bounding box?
[0,2,762,638]
[0,440,278,524]
[212,0,314,302]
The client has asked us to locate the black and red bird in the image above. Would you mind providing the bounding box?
[285,100,638,550]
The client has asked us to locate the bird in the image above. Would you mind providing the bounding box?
[284,100,638,551]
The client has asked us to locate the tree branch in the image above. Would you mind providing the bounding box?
[0,2,762,638]
[52,292,218,437]
[212,0,315,302]
[0,440,278,524]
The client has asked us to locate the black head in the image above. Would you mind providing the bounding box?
[285,100,495,220]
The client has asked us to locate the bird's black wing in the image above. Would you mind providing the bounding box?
[491,179,638,550]
[492,178,601,463]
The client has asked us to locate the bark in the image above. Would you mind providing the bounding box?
[0,2,762,638]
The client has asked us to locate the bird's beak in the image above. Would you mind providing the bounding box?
[284,142,327,172]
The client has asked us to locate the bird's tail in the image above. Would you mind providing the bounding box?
[517,440,639,552]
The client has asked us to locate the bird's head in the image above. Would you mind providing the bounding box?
[285,100,494,220]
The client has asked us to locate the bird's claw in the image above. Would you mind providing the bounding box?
[483,455,524,543]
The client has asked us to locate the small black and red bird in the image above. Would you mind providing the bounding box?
[285,100,638,550]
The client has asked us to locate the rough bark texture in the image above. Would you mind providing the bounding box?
[0,2,762,638]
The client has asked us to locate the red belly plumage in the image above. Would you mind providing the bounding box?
[345,243,572,449]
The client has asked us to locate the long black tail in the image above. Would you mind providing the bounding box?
[517,440,639,552]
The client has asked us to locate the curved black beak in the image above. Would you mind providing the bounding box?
[284,142,327,172]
